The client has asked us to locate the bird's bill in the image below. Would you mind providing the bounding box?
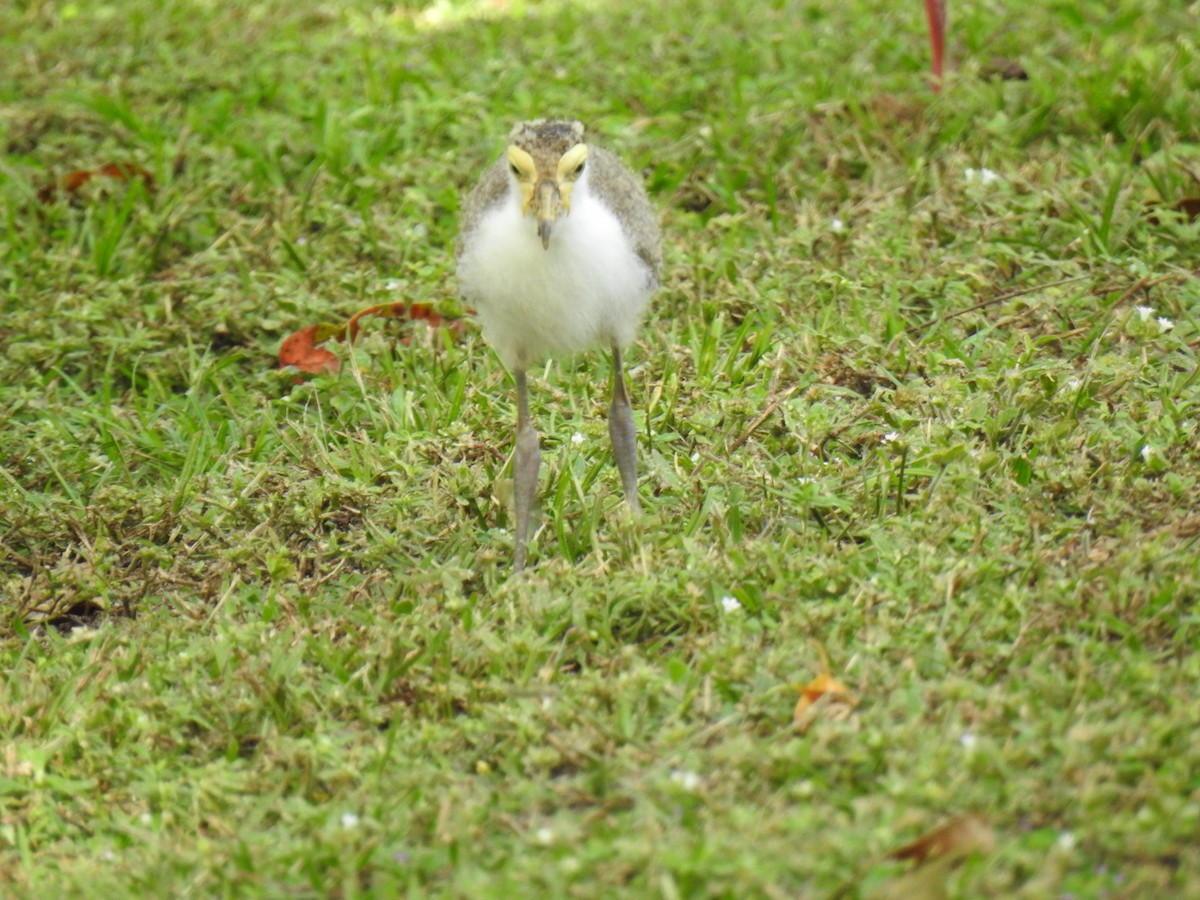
[535,181,561,250]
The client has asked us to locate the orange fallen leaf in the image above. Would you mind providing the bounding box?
[39,161,155,202]
[278,323,343,375]
[792,672,858,733]
[888,814,995,866]
[277,302,469,377]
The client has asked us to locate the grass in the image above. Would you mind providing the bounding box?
[2,0,1200,895]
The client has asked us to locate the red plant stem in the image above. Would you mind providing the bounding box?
[924,0,947,91]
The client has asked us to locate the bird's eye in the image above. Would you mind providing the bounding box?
[509,163,521,176]
[574,161,585,175]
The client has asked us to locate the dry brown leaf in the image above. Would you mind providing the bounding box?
[983,56,1029,81]
[868,814,995,900]
[1174,197,1200,222]
[38,161,155,202]
[1174,516,1200,538]
[1145,197,1200,225]
[867,855,956,900]
[888,813,995,866]
[792,673,858,733]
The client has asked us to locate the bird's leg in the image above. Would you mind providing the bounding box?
[513,369,540,572]
[607,344,641,514]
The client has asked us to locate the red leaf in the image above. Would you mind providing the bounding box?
[345,301,459,341]
[278,324,343,375]
[277,303,471,376]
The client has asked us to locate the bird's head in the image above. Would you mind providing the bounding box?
[505,119,589,250]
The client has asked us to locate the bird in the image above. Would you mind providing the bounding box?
[456,119,662,573]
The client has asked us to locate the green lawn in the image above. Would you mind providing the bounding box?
[2,0,1199,895]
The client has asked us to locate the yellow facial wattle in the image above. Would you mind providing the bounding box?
[505,141,589,249]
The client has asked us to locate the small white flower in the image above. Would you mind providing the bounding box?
[830,217,846,233]
[670,769,701,791]
[340,812,360,829]
[964,166,1002,185]
[535,826,555,845]
[384,279,403,291]
[720,595,742,613]
[1141,445,1154,463]
[571,432,585,446]
[1056,830,1076,851]
[959,730,977,750]
[1135,305,1154,321]
[1157,317,1174,332]
[796,476,814,485]
[347,215,365,228]
[690,451,700,462]
[295,235,308,246]
[140,812,153,825]
[881,431,899,444]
